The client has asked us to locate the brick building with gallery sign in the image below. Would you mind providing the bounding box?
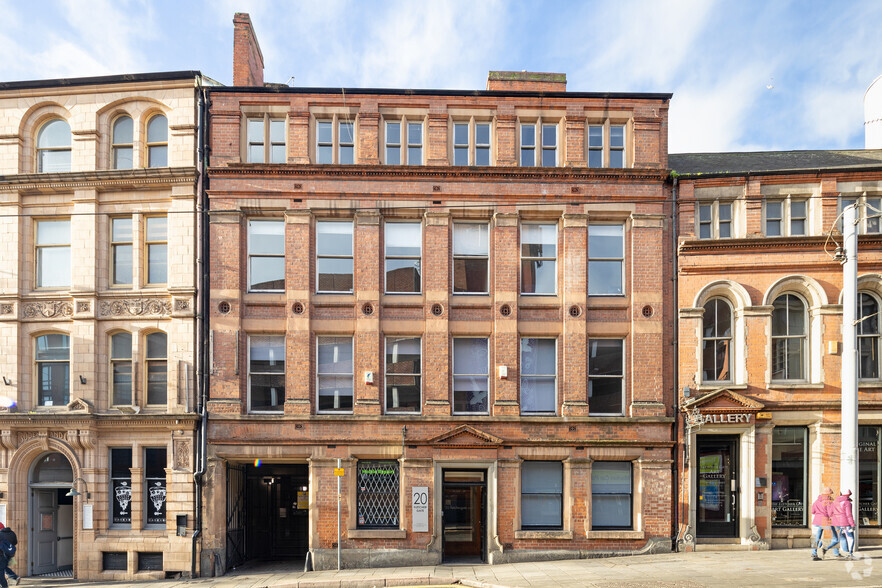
[201,13,675,571]
[671,150,882,551]
[0,71,208,580]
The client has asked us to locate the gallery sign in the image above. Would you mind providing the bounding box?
[700,413,753,424]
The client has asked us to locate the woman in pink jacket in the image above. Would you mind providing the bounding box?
[832,490,856,560]
[810,487,839,560]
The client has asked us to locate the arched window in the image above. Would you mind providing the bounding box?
[37,119,71,173]
[146,114,168,168]
[146,332,167,404]
[36,333,69,406]
[112,116,134,169]
[859,293,881,380]
[110,332,132,405]
[772,294,806,380]
[702,298,732,383]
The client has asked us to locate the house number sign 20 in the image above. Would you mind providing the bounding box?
[412,486,429,532]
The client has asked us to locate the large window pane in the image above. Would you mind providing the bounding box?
[249,335,285,412]
[36,334,69,407]
[357,460,400,528]
[37,119,71,173]
[317,337,353,412]
[317,221,353,292]
[859,293,880,380]
[522,461,562,528]
[145,448,167,526]
[860,426,880,526]
[111,332,132,405]
[36,220,70,288]
[592,462,632,529]
[521,224,556,294]
[772,427,807,527]
[249,220,284,291]
[386,337,421,413]
[588,339,623,415]
[453,338,489,413]
[146,217,168,284]
[521,338,556,414]
[588,225,624,295]
[702,299,732,382]
[146,332,167,405]
[110,448,132,526]
[385,223,421,293]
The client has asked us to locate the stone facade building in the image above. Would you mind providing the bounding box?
[201,14,676,571]
[671,150,882,550]
[0,72,205,580]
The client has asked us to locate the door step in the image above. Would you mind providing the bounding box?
[695,543,749,551]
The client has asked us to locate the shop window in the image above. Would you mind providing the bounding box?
[145,216,168,285]
[453,120,491,166]
[702,299,732,383]
[248,335,285,412]
[110,447,133,527]
[588,224,624,295]
[385,222,421,293]
[591,461,632,529]
[859,293,881,380]
[453,338,489,414]
[246,116,286,163]
[697,201,733,239]
[588,339,624,415]
[110,217,133,286]
[453,223,489,294]
[860,425,881,526]
[520,338,556,415]
[145,332,167,405]
[37,119,71,173]
[110,332,133,405]
[520,223,557,295]
[521,461,562,529]
[839,195,881,234]
[356,460,400,528]
[771,293,806,381]
[144,448,167,527]
[317,336,354,413]
[316,221,353,292]
[146,115,168,168]
[36,333,69,407]
[36,219,70,288]
[112,116,134,169]
[385,337,421,413]
[772,426,808,527]
[248,219,285,291]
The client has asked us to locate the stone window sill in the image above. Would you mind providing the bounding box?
[768,382,824,389]
[586,530,644,540]
[514,529,573,540]
[348,528,406,539]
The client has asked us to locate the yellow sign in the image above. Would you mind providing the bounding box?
[297,491,309,509]
[334,468,344,476]
[757,412,772,420]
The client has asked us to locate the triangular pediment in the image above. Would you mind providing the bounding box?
[682,388,764,412]
[430,425,502,446]
[67,397,92,413]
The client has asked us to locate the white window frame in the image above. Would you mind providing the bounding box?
[521,460,563,529]
[520,337,557,415]
[245,114,286,163]
[519,118,559,167]
[316,220,354,294]
[858,292,882,381]
[452,337,490,415]
[35,218,71,289]
[588,223,625,296]
[383,116,425,165]
[316,335,354,414]
[701,298,734,385]
[145,114,168,168]
[764,195,809,237]
[587,338,625,416]
[840,194,882,235]
[35,332,70,407]
[590,461,633,530]
[452,118,492,166]
[520,222,558,295]
[144,215,168,286]
[36,118,71,173]
[247,334,286,414]
[110,216,134,287]
[697,200,734,239]
[144,330,167,406]
[111,115,134,170]
[384,336,422,414]
[247,218,285,292]
[315,115,356,164]
[587,121,629,168]
[384,221,422,294]
[770,293,808,382]
[452,222,490,294]
[110,331,133,406]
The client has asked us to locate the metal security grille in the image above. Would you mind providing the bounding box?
[357,460,400,528]
[226,463,246,570]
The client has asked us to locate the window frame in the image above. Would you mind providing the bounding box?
[316,335,354,414]
[588,223,625,296]
[35,218,71,289]
[36,118,72,173]
[521,461,563,530]
[520,222,558,295]
[35,332,70,408]
[590,461,633,530]
[452,222,490,295]
[840,195,882,235]
[245,114,286,164]
[520,337,557,416]
[384,221,422,294]
[145,331,168,406]
[316,220,354,294]
[858,292,881,381]
[382,116,425,165]
[356,459,401,529]
[519,118,559,167]
[111,115,134,170]
[247,334,286,413]
[697,200,734,239]
[145,113,168,168]
[764,195,809,237]
[771,426,808,528]
[143,447,167,528]
[587,338,625,416]
[770,293,808,382]
[452,118,492,166]
[144,215,168,286]
[586,121,629,168]
[247,218,285,292]
[701,298,734,384]
[110,331,133,406]
[384,336,422,414]
[315,115,356,164]
[110,447,133,528]
[452,337,490,415]
[110,216,133,287]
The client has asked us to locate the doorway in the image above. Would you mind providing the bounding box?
[696,435,739,537]
[442,469,486,563]
[29,453,74,576]
[226,463,309,570]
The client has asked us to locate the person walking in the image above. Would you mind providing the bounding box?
[0,524,19,586]
[832,489,856,560]
[810,487,839,560]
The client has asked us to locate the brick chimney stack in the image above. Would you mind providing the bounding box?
[487,71,566,92]
[233,12,264,87]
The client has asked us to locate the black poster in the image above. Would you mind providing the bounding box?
[146,479,167,524]
[112,480,132,524]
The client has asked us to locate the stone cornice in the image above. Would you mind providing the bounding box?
[679,234,882,254]
[0,167,198,192]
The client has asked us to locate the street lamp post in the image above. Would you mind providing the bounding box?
[840,203,859,548]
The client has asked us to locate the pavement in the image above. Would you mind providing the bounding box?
[15,548,882,588]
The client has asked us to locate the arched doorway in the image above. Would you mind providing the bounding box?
[29,452,74,576]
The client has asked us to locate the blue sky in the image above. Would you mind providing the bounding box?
[2,0,882,154]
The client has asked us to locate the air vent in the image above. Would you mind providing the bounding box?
[218,301,231,314]
[431,303,443,316]
[292,301,305,314]
[500,304,512,317]
[362,302,374,316]
[642,305,654,318]
[569,305,582,318]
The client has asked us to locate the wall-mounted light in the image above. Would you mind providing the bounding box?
[65,477,90,500]
[78,375,87,385]
[2,377,10,386]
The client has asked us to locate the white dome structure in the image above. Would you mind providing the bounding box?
[866,74,882,148]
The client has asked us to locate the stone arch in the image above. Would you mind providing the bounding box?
[693,279,752,309]
[96,97,168,169]
[840,273,882,303]
[17,102,73,174]
[763,274,828,307]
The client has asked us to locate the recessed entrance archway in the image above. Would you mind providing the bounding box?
[29,452,74,576]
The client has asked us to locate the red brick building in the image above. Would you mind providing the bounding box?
[200,14,675,571]
[672,150,882,550]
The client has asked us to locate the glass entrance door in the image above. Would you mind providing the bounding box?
[696,435,739,537]
[442,470,486,562]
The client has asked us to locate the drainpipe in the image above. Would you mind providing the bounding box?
[191,78,210,579]
[670,175,680,550]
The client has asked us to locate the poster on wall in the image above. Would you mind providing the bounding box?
[147,480,167,525]
[113,481,132,524]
